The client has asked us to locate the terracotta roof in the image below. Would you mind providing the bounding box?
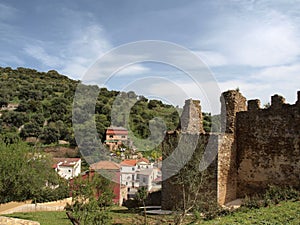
[137,158,150,164]
[121,158,151,166]
[90,161,120,170]
[120,159,138,166]
[106,127,128,135]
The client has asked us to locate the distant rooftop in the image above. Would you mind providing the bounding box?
[90,160,120,170]
[52,158,81,168]
[106,126,128,135]
[120,158,150,166]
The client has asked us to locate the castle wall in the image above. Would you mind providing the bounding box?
[161,132,218,210]
[161,98,217,210]
[218,134,236,205]
[236,93,300,196]
[217,90,246,205]
[162,90,300,209]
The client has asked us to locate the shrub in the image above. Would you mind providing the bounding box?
[242,186,300,210]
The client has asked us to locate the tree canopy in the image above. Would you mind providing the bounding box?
[0,140,68,204]
[0,67,183,146]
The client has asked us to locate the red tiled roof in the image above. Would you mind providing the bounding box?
[120,159,137,166]
[137,158,150,164]
[120,158,151,166]
[106,127,128,135]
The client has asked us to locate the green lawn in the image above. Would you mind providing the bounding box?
[4,211,71,225]
[4,201,300,225]
[201,201,300,225]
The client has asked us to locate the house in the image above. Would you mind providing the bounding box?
[52,158,81,179]
[104,127,128,151]
[89,160,127,206]
[120,158,161,199]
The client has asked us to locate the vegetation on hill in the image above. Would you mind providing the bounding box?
[0,67,220,146]
[0,67,182,147]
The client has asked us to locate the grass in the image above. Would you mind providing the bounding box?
[201,201,300,225]
[4,201,300,224]
[4,211,71,225]
[3,207,173,225]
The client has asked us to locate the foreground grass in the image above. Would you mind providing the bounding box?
[4,201,300,224]
[4,211,70,225]
[4,207,173,225]
[202,201,300,225]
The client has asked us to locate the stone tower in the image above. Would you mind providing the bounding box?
[221,90,247,133]
[218,90,247,205]
[180,99,205,134]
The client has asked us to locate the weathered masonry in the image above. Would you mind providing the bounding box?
[162,90,300,209]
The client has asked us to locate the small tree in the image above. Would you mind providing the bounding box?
[164,133,218,225]
[135,186,148,225]
[66,173,114,225]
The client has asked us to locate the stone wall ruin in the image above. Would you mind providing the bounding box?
[162,90,300,209]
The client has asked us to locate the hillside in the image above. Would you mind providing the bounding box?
[0,67,180,148]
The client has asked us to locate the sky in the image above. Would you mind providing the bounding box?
[1,0,300,112]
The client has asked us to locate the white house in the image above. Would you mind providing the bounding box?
[52,158,81,179]
[120,158,161,199]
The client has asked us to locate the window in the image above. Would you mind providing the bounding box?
[68,169,71,172]
[121,135,126,138]
[138,165,140,169]
[132,174,135,180]
[132,182,134,187]
[132,167,135,171]
[146,166,148,169]
[109,135,113,138]
[143,178,146,183]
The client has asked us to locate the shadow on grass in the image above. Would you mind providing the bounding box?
[5,213,34,221]
[110,208,141,214]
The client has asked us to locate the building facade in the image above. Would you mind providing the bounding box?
[105,127,128,151]
[52,158,81,179]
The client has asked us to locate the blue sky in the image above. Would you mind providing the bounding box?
[1,0,300,111]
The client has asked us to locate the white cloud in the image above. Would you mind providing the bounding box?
[60,24,112,78]
[0,3,17,21]
[198,10,300,67]
[251,63,300,81]
[24,45,62,67]
[23,24,112,79]
[115,64,150,76]
[218,63,300,105]
[0,55,24,66]
[194,50,227,67]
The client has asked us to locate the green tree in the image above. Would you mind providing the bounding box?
[0,141,68,203]
[41,126,60,144]
[20,122,42,139]
[135,187,148,225]
[66,173,114,225]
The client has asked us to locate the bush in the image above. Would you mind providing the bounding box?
[241,186,300,210]
[242,194,264,209]
[264,185,299,205]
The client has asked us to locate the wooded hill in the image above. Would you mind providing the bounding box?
[0,67,185,146]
